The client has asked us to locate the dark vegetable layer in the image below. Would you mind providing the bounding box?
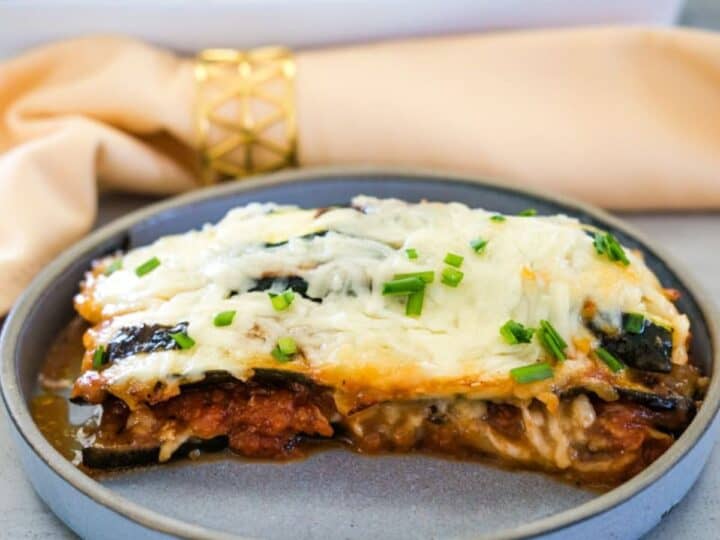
[264,230,329,248]
[592,313,673,373]
[83,436,228,469]
[248,275,321,302]
[105,322,189,362]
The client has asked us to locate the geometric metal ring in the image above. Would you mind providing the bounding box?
[194,47,297,184]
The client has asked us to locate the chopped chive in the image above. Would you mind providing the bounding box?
[490,214,506,222]
[405,248,419,260]
[518,208,537,217]
[269,293,288,311]
[538,332,564,361]
[393,271,435,284]
[595,347,625,373]
[135,256,160,277]
[593,234,606,254]
[500,325,518,344]
[92,345,106,370]
[269,289,296,311]
[272,336,298,362]
[624,313,646,334]
[444,252,464,268]
[277,336,297,355]
[510,362,553,384]
[382,276,425,295]
[593,232,630,266]
[470,238,488,254]
[441,267,464,287]
[500,320,535,345]
[540,320,568,349]
[537,320,567,361]
[271,348,292,362]
[213,310,237,327]
[608,242,629,265]
[104,259,123,276]
[406,289,425,317]
[169,331,196,350]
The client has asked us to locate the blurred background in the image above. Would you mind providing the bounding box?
[0,0,718,58]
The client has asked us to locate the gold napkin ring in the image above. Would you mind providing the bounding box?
[194,47,297,184]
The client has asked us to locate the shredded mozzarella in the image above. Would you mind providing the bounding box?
[79,196,688,402]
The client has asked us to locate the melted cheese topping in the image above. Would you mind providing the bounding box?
[77,197,689,407]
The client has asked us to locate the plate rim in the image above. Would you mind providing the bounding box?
[2,165,719,540]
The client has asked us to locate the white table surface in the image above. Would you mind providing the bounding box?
[2,1,720,538]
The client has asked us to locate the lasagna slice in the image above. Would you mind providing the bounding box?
[71,196,705,486]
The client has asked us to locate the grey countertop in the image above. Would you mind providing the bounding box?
[2,1,720,538]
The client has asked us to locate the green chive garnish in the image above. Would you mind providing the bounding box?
[278,336,297,354]
[441,267,464,287]
[406,289,425,317]
[104,259,123,276]
[269,294,287,310]
[518,208,537,217]
[406,248,418,260]
[393,271,435,284]
[92,345,106,370]
[382,276,425,295]
[213,310,236,327]
[500,320,535,345]
[272,336,298,362]
[135,256,161,277]
[595,347,625,373]
[537,320,567,361]
[444,252,464,268]
[510,362,554,384]
[470,238,488,254]
[490,215,506,222]
[269,290,296,311]
[624,313,645,334]
[593,232,630,266]
[593,234,604,254]
[170,331,196,350]
[272,350,291,362]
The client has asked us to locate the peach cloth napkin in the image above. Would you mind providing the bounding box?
[2,27,720,313]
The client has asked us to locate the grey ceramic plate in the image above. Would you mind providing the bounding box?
[2,168,719,540]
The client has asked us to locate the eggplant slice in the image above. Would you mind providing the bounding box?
[105,322,190,363]
[593,314,673,373]
[247,275,321,302]
[82,436,228,469]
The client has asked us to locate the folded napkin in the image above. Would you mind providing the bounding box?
[2,27,720,313]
